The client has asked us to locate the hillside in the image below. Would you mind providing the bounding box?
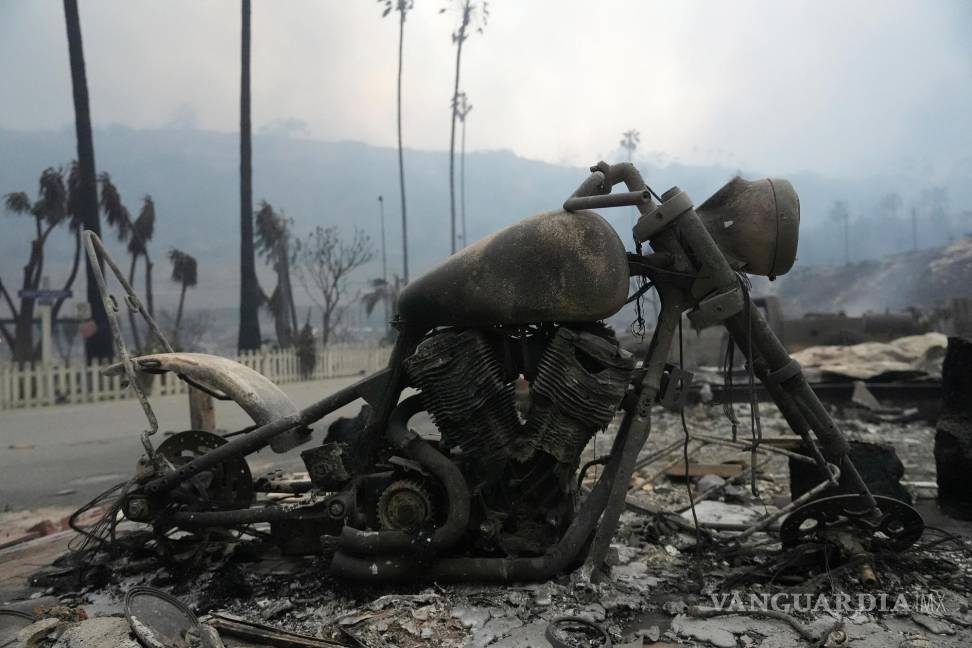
[2,126,971,315]
[763,236,972,316]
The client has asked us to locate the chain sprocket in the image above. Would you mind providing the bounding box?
[377,479,433,531]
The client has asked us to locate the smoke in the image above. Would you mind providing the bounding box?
[0,1,969,178]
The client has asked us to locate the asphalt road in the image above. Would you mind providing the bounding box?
[0,376,367,511]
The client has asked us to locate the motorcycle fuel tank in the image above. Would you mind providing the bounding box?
[398,209,630,327]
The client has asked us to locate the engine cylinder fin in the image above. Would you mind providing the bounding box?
[405,329,519,483]
[522,328,635,465]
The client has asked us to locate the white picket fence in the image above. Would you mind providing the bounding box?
[0,346,391,410]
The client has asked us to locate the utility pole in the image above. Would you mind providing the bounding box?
[378,195,388,327]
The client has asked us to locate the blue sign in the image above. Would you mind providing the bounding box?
[18,289,73,304]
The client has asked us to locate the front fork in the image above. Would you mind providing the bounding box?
[570,163,878,577]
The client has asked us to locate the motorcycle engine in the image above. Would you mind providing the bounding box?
[404,325,635,555]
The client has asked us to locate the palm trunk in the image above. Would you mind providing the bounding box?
[126,252,143,351]
[448,27,465,255]
[321,309,331,348]
[0,279,18,354]
[274,265,294,348]
[238,0,262,350]
[63,0,111,361]
[283,252,299,337]
[144,253,154,317]
[13,243,41,364]
[175,283,187,339]
[397,7,409,284]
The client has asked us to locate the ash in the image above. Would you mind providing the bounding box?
[14,403,971,648]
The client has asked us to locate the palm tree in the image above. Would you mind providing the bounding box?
[135,197,157,320]
[362,275,403,343]
[126,197,156,349]
[169,249,198,345]
[254,201,298,347]
[1,169,71,362]
[443,0,488,254]
[52,162,85,327]
[238,0,262,350]
[98,175,157,350]
[97,172,131,240]
[97,174,135,339]
[456,92,472,247]
[63,0,111,361]
[378,0,414,283]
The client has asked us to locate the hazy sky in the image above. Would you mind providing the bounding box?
[1,1,970,178]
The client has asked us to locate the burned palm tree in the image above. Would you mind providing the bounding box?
[361,275,402,343]
[97,172,132,241]
[134,197,157,320]
[53,163,85,327]
[168,249,198,346]
[442,0,488,254]
[254,201,299,347]
[126,197,156,350]
[98,174,147,349]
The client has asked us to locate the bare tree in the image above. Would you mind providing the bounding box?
[298,226,375,348]
[442,0,488,254]
[378,0,414,283]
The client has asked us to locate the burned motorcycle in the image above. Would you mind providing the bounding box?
[84,161,924,583]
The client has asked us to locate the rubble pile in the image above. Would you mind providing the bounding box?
[3,401,970,647]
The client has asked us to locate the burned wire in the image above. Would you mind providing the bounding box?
[628,241,654,340]
[721,334,740,442]
[738,274,763,496]
[678,316,705,588]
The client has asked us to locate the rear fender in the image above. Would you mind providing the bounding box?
[107,352,307,453]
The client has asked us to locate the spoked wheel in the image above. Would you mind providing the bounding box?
[780,494,924,553]
[155,430,254,512]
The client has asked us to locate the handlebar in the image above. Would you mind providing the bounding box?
[565,161,659,216]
